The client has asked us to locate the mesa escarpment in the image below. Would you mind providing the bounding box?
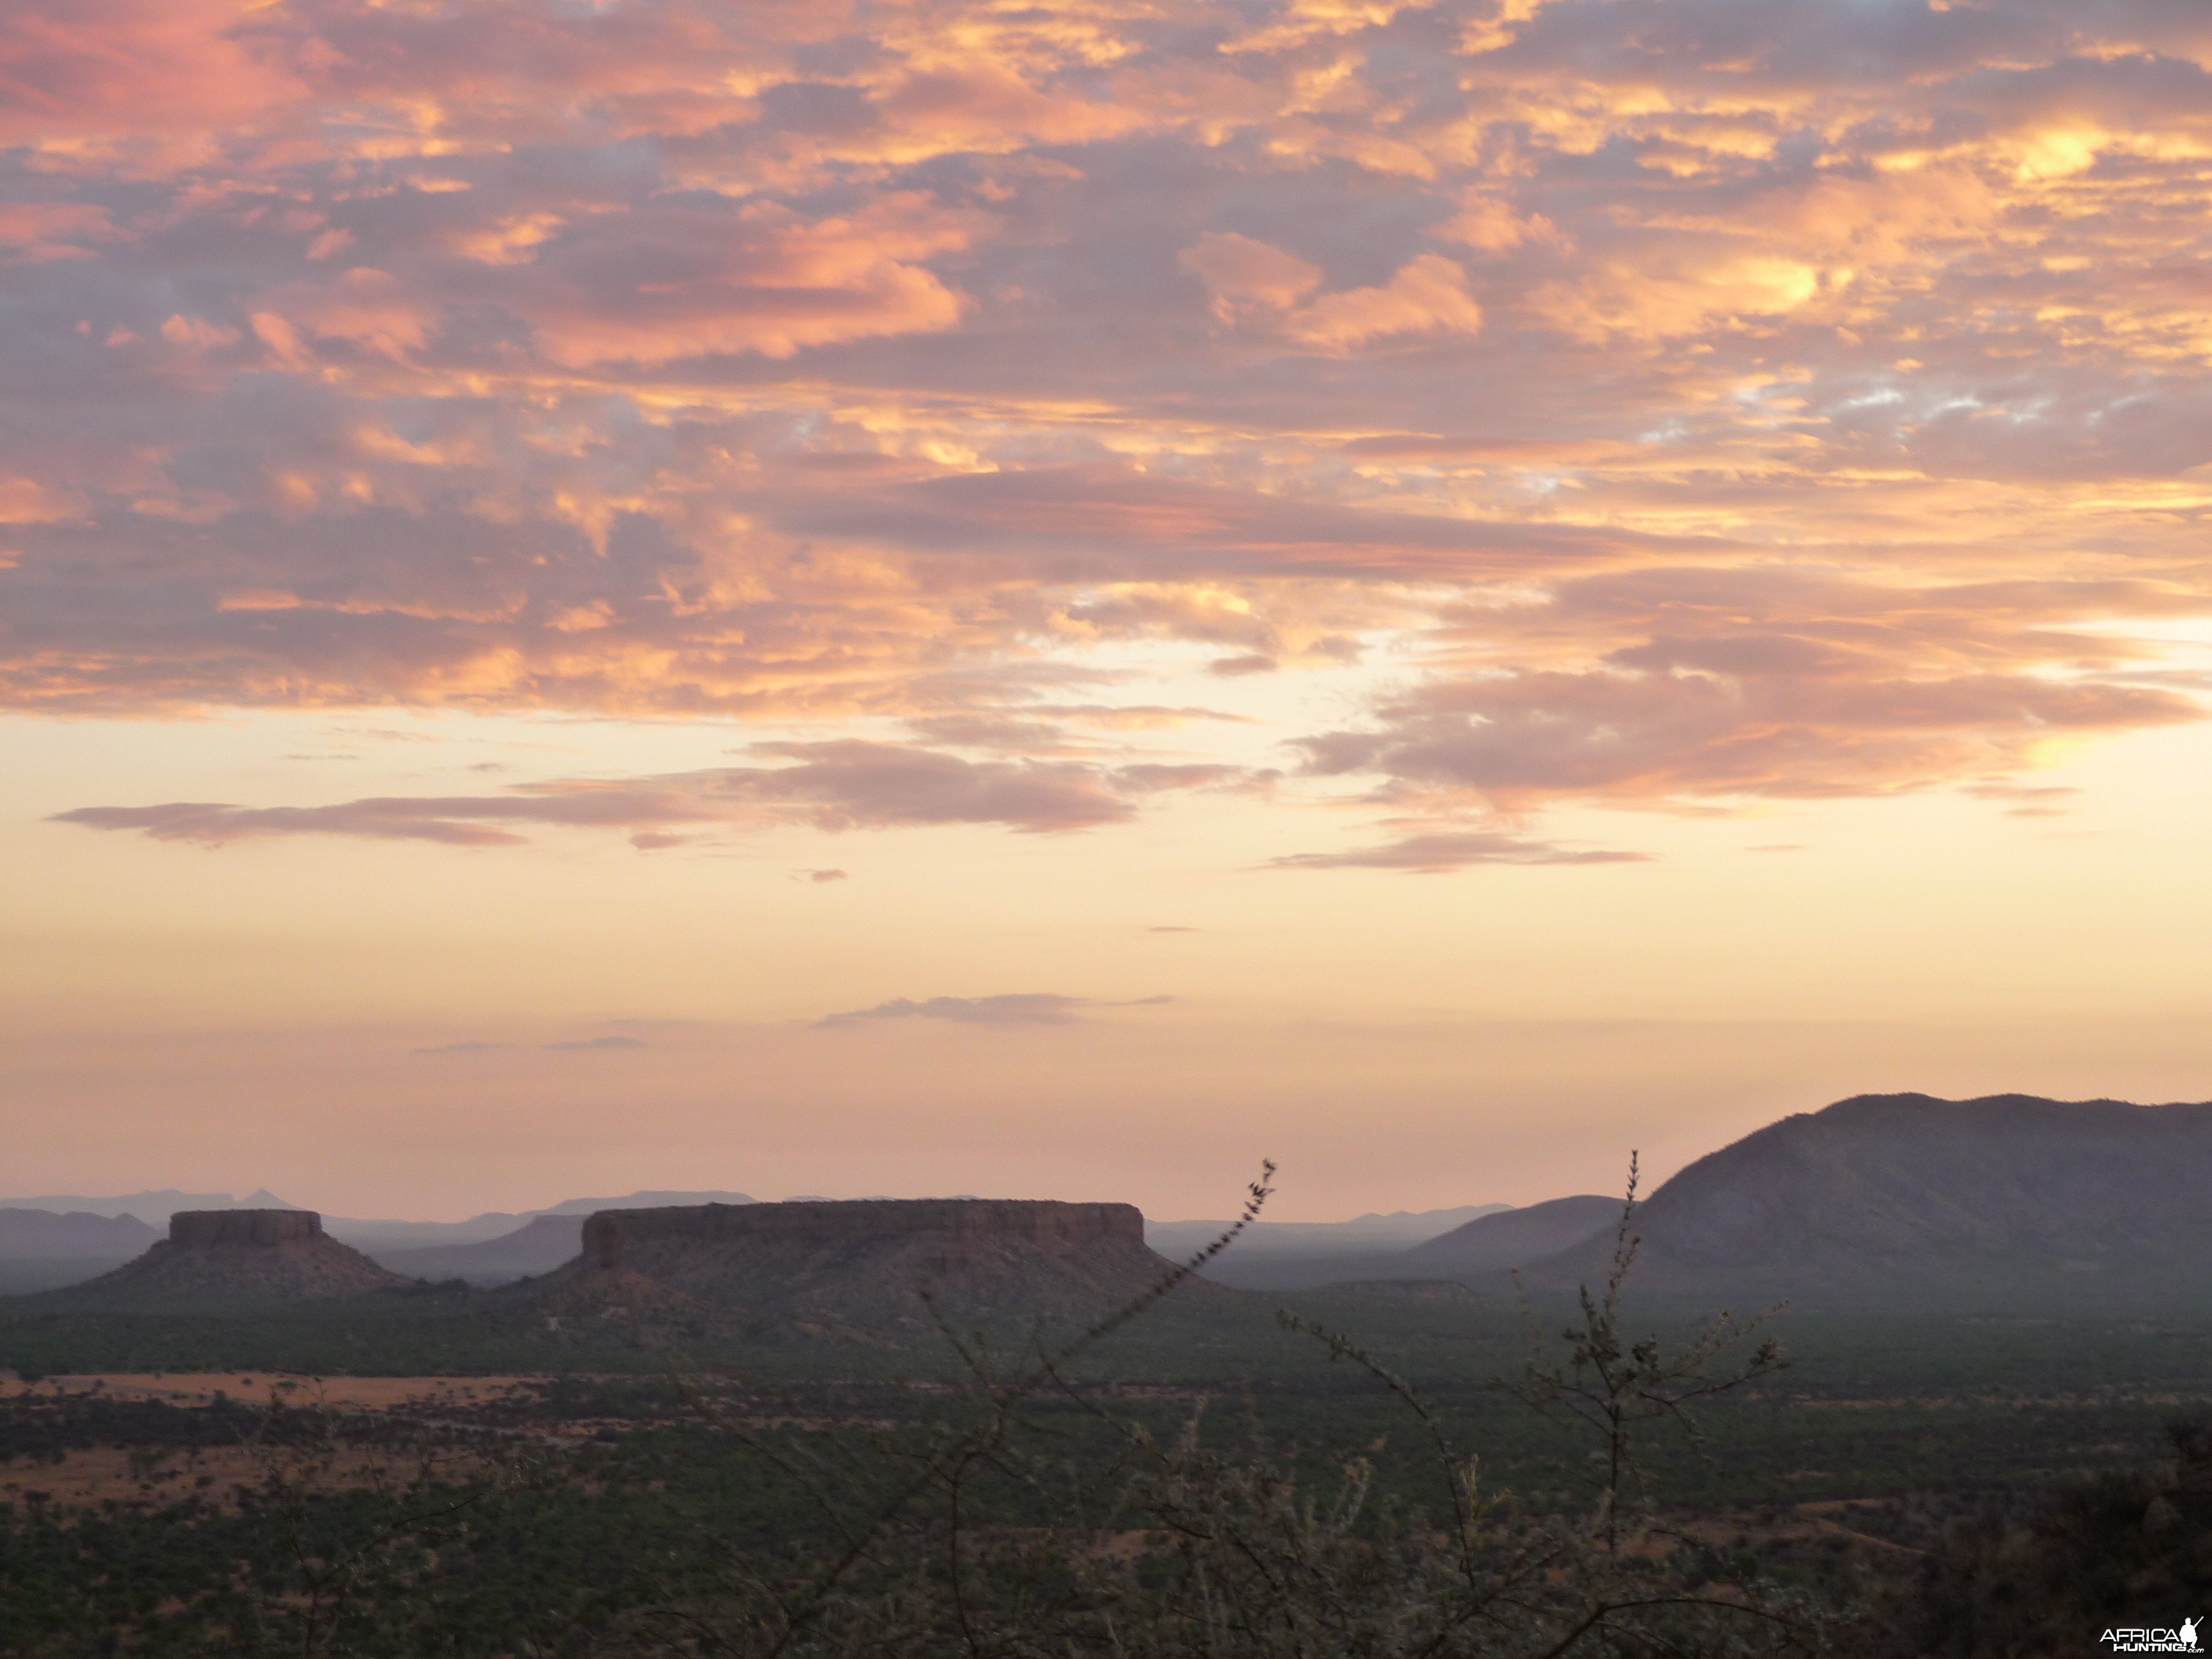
[65,1210,409,1307]
[169,1210,323,1248]
[537,1199,1185,1327]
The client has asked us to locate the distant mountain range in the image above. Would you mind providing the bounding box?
[14,1094,2212,1310]
[1178,1197,1620,1290]
[370,1214,597,1283]
[0,1208,159,1257]
[0,1208,164,1294]
[321,1192,759,1255]
[0,1190,298,1226]
[0,1191,1507,1290]
[1144,1206,1511,1283]
[0,1190,759,1291]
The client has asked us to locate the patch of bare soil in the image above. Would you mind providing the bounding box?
[0,1373,546,1410]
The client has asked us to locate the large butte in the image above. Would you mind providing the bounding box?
[531,1198,1193,1327]
[65,1209,408,1307]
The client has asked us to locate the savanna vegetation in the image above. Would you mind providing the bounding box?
[3,1174,2209,1656]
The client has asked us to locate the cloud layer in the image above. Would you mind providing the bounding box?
[12,0,2212,855]
[52,742,1234,845]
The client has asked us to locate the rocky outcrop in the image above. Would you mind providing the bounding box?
[535,1199,1183,1329]
[62,1210,409,1307]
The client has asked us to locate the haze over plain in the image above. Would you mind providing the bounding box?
[6,0,2212,1219]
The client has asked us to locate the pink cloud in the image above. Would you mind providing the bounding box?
[527,196,978,367]
[0,0,309,155]
[2,0,2210,842]
[1182,238,1484,350]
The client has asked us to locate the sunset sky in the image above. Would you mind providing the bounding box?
[6,0,2212,1222]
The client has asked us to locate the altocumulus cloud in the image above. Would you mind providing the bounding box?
[3,0,2211,854]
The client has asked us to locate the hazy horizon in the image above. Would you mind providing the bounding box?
[0,1181,1515,1228]
[8,0,2212,1221]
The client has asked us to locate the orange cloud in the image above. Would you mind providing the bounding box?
[1183,238,1483,349]
[1286,253,1484,350]
[1,0,2209,840]
[253,269,432,364]
[531,196,975,366]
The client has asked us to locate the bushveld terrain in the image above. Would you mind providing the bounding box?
[7,1104,2211,1654]
[3,1274,2209,1656]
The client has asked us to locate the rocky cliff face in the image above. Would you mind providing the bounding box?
[580,1198,1144,1269]
[540,1199,1177,1329]
[169,1210,324,1247]
[62,1209,409,1307]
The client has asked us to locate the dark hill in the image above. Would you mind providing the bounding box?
[0,1208,158,1258]
[1199,1196,1621,1292]
[1154,1205,1513,1290]
[528,1199,1192,1332]
[0,1208,162,1294]
[330,1190,755,1255]
[1521,1093,2212,1309]
[373,1213,586,1284]
[1395,1195,1621,1276]
[59,1210,409,1308]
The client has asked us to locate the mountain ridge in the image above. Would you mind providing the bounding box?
[1510,1092,2212,1308]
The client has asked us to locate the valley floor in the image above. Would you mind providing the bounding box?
[2,1292,2209,1654]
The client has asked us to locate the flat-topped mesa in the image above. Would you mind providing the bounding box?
[549,1199,1182,1327]
[580,1199,1144,1272]
[170,1208,323,1247]
[63,1207,407,1307]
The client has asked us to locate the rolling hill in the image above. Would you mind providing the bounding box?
[1516,1093,2212,1309]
